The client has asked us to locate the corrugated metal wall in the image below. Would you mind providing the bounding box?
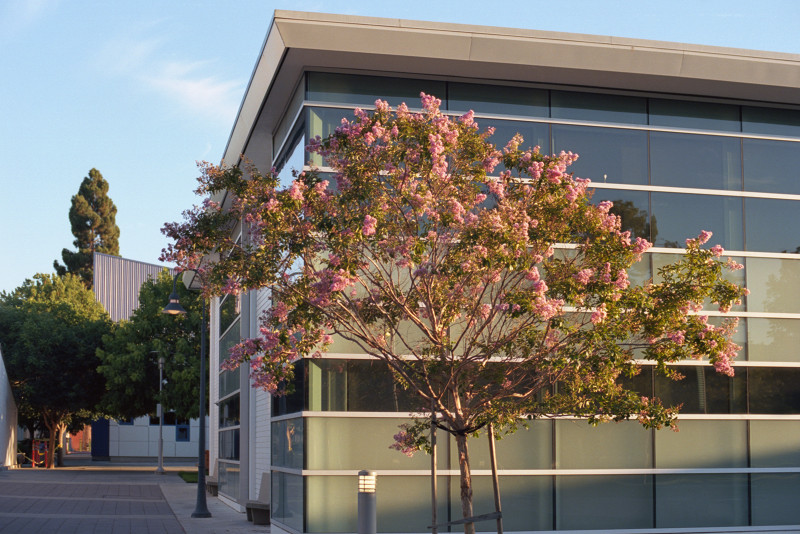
[93,253,175,322]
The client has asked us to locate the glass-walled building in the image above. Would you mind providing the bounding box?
[210,10,800,533]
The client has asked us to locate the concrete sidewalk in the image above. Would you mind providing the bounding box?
[0,454,268,533]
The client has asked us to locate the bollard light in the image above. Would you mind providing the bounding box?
[358,470,376,493]
[357,470,377,534]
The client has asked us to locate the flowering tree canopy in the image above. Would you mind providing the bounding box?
[162,94,747,531]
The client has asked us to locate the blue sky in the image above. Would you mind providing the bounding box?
[2,0,800,294]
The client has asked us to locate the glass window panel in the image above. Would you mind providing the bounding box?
[618,365,653,396]
[750,421,800,467]
[654,365,746,414]
[655,420,747,468]
[271,418,303,469]
[747,318,800,362]
[346,360,421,412]
[555,420,652,469]
[272,359,307,416]
[655,474,748,528]
[556,475,653,530]
[326,332,367,355]
[551,91,647,125]
[553,126,648,185]
[218,428,239,460]
[751,473,800,526]
[449,419,552,470]
[271,472,303,532]
[590,189,651,241]
[746,198,800,253]
[471,475,552,532]
[307,72,446,108]
[650,132,742,190]
[219,368,240,399]
[650,193,743,250]
[306,107,352,167]
[218,294,238,337]
[218,461,240,501]
[478,119,550,170]
[749,367,800,414]
[219,317,240,363]
[651,254,744,312]
[745,257,800,313]
[742,105,800,137]
[743,139,800,194]
[305,475,450,534]
[306,417,438,471]
[448,82,548,118]
[274,131,306,188]
[649,99,740,132]
[218,395,240,428]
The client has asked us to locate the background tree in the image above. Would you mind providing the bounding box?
[162,95,747,533]
[0,274,110,468]
[97,270,204,420]
[54,168,120,288]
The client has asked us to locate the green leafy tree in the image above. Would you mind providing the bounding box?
[54,168,120,287]
[0,274,111,468]
[97,271,204,420]
[162,95,747,532]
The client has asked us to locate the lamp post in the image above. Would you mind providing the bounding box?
[162,271,211,518]
[155,354,165,475]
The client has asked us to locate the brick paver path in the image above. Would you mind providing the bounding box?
[0,480,184,533]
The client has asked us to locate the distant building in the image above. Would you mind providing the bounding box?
[91,253,203,462]
[0,346,18,469]
[209,11,800,533]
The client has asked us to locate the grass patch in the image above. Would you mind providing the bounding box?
[178,471,198,483]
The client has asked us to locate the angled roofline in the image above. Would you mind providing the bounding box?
[222,10,800,166]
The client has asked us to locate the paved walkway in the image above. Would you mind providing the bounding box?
[0,455,268,534]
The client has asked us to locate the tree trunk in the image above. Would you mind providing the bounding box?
[454,432,476,534]
[56,423,67,467]
[44,420,58,469]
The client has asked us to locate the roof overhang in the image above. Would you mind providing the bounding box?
[223,10,800,166]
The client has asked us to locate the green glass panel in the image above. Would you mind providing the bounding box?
[655,474,748,528]
[751,473,800,525]
[551,91,647,125]
[651,193,743,250]
[305,417,438,470]
[553,125,648,185]
[649,99,740,132]
[650,132,742,190]
[219,368,240,399]
[746,198,800,253]
[218,428,239,460]
[447,419,552,470]
[743,138,800,194]
[478,118,550,162]
[555,475,653,529]
[469,475,552,531]
[307,72,445,108]
[590,189,652,241]
[750,421,800,467]
[654,366,746,414]
[219,317,240,363]
[655,420,747,468]
[749,367,800,414]
[748,318,800,362]
[271,472,303,532]
[448,82,548,118]
[270,418,303,470]
[746,257,800,313]
[306,106,352,167]
[555,420,652,469]
[742,105,800,137]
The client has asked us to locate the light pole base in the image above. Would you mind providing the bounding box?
[155,467,165,475]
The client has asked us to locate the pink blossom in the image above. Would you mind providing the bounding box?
[363,214,378,236]
[575,269,594,285]
[710,244,724,257]
[591,305,607,325]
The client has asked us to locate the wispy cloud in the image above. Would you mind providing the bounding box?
[0,0,60,42]
[96,28,244,126]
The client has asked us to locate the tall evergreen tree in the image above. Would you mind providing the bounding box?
[54,168,120,287]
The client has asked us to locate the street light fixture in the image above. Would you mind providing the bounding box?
[162,270,212,518]
[153,352,165,475]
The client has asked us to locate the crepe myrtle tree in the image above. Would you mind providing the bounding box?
[162,94,747,533]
